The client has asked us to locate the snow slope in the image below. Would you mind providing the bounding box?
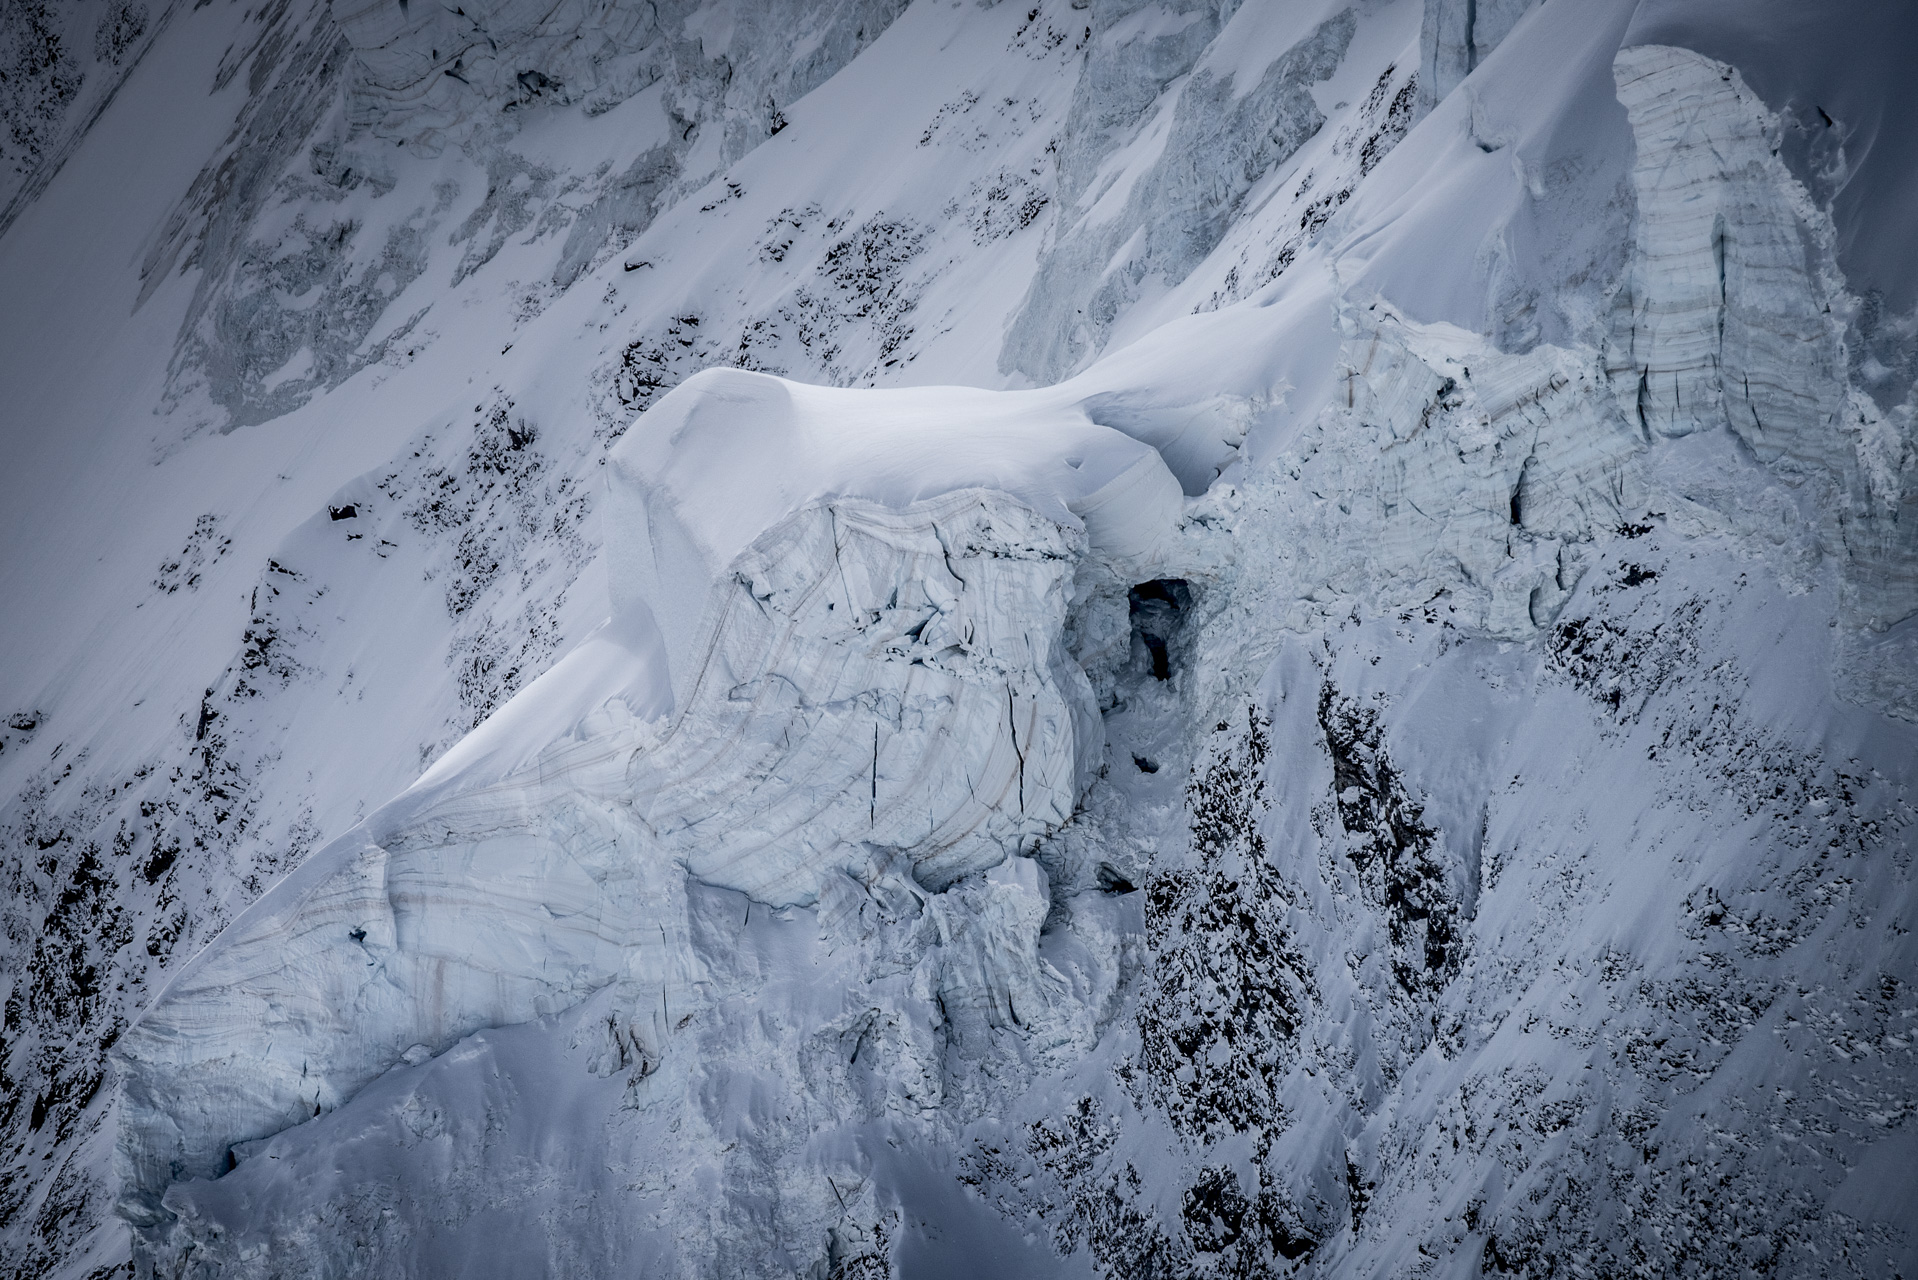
[0,0,1912,1276]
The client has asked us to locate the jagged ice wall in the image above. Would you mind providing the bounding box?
[0,0,1914,1276]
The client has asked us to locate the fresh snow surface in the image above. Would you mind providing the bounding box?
[0,1,1914,1278]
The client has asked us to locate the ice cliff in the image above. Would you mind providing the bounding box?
[0,0,1914,1277]
[1606,44,1917,714]
[115,367,1185,1237]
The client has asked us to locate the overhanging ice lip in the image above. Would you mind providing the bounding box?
[606,367,1185,703]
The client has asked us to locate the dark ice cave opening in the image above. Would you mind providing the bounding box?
[1129,578,1191,681]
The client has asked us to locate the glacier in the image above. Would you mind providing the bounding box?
[0,0,1914,1277]
[116,367,1187,1234]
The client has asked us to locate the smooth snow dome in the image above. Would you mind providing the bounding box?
[606,367,1184,698]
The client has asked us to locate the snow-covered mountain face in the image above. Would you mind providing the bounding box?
[1,0,1914,1276]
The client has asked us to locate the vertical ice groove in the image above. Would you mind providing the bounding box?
[1416,0,1538,117]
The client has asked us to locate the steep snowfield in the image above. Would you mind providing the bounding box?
[0,0,1913,1277]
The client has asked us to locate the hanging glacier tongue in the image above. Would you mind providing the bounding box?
[113,369,1183,1225]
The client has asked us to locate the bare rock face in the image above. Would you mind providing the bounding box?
[0,0,161,231]
[1001,7,1355,385]
[144,0,912,431]
[1,2,1912,1276]
[332,0,909,155]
